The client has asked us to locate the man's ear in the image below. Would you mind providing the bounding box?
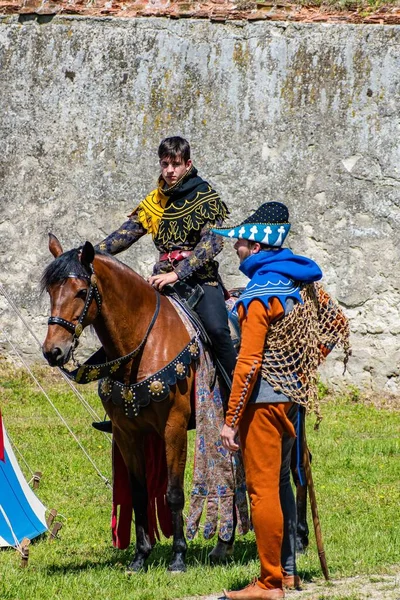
[252,242,262,254]
[186,158,193,170]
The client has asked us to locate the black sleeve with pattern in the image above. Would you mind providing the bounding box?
[95,216,146,255]
[174,222,224,281]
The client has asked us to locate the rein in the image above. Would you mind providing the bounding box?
[48,266,102,343]
[48,263,161,384]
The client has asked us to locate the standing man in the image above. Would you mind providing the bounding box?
[96,136,236,385]
[212,202,349,600]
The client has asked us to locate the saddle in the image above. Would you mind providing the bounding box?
[163,282,233,391]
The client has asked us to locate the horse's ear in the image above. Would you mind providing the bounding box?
[80,241,95,268]
[49,233,63,258]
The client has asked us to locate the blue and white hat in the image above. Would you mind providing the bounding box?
[212,202,290,247]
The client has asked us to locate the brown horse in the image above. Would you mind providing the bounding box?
[41,234,218,572]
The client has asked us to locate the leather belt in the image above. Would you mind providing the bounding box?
[160,250,192,263]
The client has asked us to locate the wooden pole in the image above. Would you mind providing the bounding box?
[302,436,330,581]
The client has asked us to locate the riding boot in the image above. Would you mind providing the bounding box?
[92,420,113,433]
[194,282,237,384]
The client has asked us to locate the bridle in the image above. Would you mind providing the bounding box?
[47,262,161,380]
[47,264,102,349]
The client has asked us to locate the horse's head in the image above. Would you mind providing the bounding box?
[41,234,101,366]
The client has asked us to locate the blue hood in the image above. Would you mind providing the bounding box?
[240,248,322,282]
[237,248,322,314]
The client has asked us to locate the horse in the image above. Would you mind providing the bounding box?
[41,234,238,572]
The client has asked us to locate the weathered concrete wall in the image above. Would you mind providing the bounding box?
[0,16,399,392]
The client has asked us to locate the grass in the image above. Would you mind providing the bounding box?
[254,0,400,13]
[295,0,400,10]
[0,362,399,600]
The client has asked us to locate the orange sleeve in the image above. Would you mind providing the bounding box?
[225,298,285,428]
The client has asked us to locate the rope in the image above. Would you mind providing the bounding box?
[5,429,35,479]
[3,334,112,490]
[0,505,24,554]
[59,370,111,432]
[0,283,111,442]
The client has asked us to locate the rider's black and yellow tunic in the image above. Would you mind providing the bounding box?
[97,166,228,285]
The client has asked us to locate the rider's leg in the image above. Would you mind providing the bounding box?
[194,283,237,381]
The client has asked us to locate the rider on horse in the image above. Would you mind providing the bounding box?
[93,136,237,430]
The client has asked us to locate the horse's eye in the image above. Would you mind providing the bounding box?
[76,289,88,300]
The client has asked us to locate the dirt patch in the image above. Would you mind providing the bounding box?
[182,571,400,600]
[361,393,400,413]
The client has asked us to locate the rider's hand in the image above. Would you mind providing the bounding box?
[148,271,178,290]
[220,423,239,452]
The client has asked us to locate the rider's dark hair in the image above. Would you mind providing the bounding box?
[158,137,191,163]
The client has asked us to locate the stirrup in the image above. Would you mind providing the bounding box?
[92,420,112,433]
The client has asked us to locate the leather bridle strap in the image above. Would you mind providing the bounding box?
[48,268,102,341]
[59,290,161,383]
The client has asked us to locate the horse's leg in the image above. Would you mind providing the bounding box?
[127,470,153,572]
[164,402,189,573]
[208,505,236,563]
[114,430,152,573]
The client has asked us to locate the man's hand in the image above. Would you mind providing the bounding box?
[220,423,239,452]
[148,272,178,290]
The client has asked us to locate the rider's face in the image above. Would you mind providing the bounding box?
[159,155,192,187]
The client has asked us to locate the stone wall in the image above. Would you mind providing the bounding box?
[1,15,399,392]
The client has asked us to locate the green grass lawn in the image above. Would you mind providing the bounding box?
[0,363,399,600]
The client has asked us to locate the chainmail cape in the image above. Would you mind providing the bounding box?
[261,282,350,423]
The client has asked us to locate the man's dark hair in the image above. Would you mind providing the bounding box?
[248,240,277,252]
[158,136,191,163]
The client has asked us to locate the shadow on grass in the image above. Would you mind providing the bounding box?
[42,535,323,588]
[148,536,260,569]
[42,536,260,574]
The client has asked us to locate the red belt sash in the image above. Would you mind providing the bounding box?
[160,250,192,263]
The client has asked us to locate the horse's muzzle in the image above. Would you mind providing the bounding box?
[42,343,72,367]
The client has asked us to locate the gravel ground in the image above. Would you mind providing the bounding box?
[180,572,400,600]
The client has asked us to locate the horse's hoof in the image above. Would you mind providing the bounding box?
[125,555,147,574]
[208,540,234,563]
[168,552,186,573]
[296,536,309,554]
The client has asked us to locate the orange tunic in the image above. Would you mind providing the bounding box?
[225,297,296,591]
[225,298,285,429]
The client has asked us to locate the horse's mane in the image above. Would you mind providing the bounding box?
[40,248,110,293]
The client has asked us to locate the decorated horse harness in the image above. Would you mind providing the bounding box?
[48,263,200,418]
